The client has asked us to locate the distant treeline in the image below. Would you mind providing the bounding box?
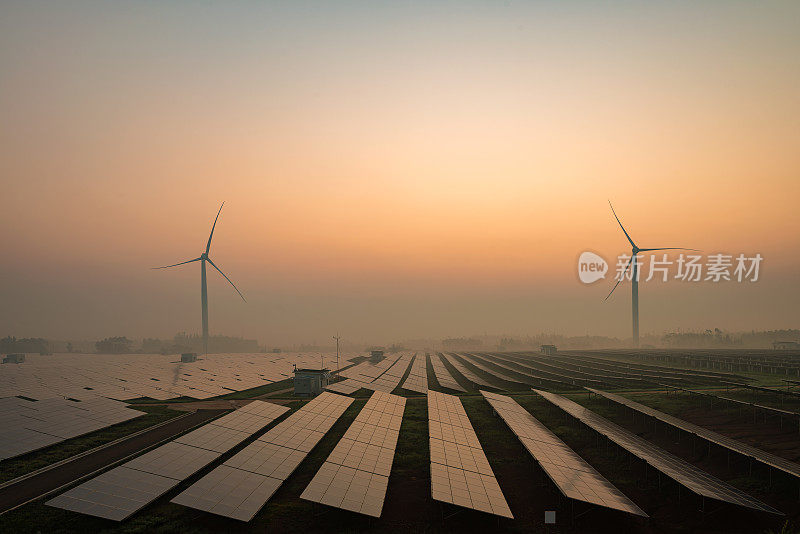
[1,333,261,355]
[442,337,483,349]
[662,329,800,348]
[496,335,626,350]
[142,333,260,354]
[490,329,800,350]
[0,336,50,354]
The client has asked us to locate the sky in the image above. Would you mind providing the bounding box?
[1,1,799,346]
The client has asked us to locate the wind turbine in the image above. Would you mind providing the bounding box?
[153,202,246,355]
[605,201,695,347]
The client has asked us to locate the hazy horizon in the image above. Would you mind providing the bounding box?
[2,1,799,345]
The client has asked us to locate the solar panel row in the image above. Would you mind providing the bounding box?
[458,354,531,386]
[477,354,573,388]
[543,351,742,384]
[46,400,289,521]
[659,383,798,418]
[439,354,495,388]
[326,353,410,395]
[171,392,353,521]
[301,391,406,517]
[400,353,429,394]
[587,387,800,480]
[0,352,338,401]
[0,396,143,460]
[480,390,647,517]
[363,354,415,393]
[533,389,782,515]
[427,391,513,518]
[429,354,466,392]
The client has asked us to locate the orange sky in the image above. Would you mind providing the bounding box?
[1,1,799,344]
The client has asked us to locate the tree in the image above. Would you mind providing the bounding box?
[95,337,132,354]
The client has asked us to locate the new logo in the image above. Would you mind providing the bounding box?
[578,251,608,284]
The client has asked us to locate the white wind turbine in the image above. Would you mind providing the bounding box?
[153,202,246,355]
[605,201,695,347]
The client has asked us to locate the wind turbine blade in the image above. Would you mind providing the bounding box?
[206,202,225,254]
[206,257,246,302]
[608,201,636,248]
[638,247,700,252]
[605,256,633,301]
[151,257,201,269]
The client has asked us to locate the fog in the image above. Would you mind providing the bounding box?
[2,1,799,347]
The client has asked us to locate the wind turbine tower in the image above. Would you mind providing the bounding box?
[153,202,246,355]
[606,202,694,347]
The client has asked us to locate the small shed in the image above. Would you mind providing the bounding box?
[181,352,198,363]
[540,344,557,356]
[293,367,331,397]
[370,350,385,363]
[3,353,25,364]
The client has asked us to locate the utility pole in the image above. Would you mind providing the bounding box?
[333,334,341,381]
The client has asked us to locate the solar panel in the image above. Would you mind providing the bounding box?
[457,354,531,386]
[170,465,283,522]
[400,353,429,393]
[46,466,176,521]
[431,462,511,517]
[430,353,467,392]
[439,353,495,388]
[300,462,388,517]
[362,353,414,392]
[480,391,646,517]
[660,383,798,418]
[324,380,364,394]
[173,392,353,521]
[224,440,308,479]
[46,400,289,521]
[0,352,342,402]
[587,387,800,480]
[477,354,574,388]
[533,389,782,515]
[0,396,143,460]
[123,441,221,479]
[426,391,513,518]
[300,391,406,517]
[327,354,415,395]
[173,423,251,453]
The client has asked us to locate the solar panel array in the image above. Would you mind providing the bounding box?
[480,391,646,517]
[172,392,353,521]
[478,354,572,388]
[533,389,782,515]
[430,353,466,392]
[427,391,513,518]
[439,353,495,388]
[363,353,414,393]
[660,383,798,419]
[301,391,406,517]
[324,380,366,395]
[458,354,530,386]
[46,400,289,521]
[326,353,407,395]
[587,387,800,480]
[0,396,143,460]
[534,351,742,386]
[0,352,334,401]
[400,353,428,393]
